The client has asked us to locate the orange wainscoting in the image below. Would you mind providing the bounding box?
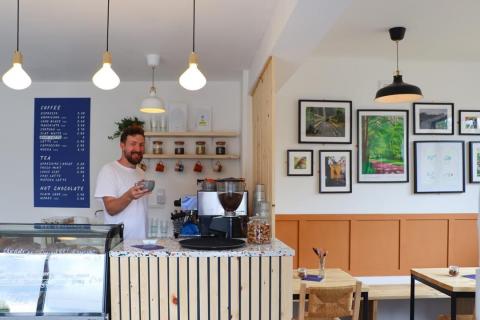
[276,214,478,276]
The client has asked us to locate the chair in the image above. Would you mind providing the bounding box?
[298,281,362,320]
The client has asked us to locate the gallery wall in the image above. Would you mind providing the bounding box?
[275,56,480,214]
[0,80,242,223]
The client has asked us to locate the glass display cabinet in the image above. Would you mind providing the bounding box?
[0,223,123,319]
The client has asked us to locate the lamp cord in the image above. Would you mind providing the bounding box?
[395,41,399,74]
[16,0,19,52]
[192,0,196,52]
[106,0,110,52]
[151,66,155,87]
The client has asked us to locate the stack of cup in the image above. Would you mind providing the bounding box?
[253,184,265,216]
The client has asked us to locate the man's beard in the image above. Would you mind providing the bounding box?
[125,151,143,165]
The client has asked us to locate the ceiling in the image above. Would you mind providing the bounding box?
[0,0,277,82]
[315,0,480,62]
[1,0,479,84]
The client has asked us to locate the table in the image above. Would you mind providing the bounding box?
[292,268,369,320]
[410,267,477,320]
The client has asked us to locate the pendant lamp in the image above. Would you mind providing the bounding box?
[92,0,120,90]
[2,0,31,90]
[140,54,166,113]
[179,0,207,91]
[375,27,422,103]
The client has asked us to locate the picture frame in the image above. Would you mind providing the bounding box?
[319,150,352,193]
[459,110,480,135]
[414,141,465,193]
[413,102,454,135]
[469,141,480,183]
[298,100,352,144]
[357,109,409,183]
[287,150,313,176]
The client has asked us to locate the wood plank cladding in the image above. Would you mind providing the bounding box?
[110,255,293,320]
[276,214,478,275]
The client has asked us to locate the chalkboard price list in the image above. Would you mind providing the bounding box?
[34,98,91,208]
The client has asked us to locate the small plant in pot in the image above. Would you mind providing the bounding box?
[108,117,145,140]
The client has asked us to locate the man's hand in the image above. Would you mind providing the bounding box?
[103,182,151,216]
[128,183,151,200]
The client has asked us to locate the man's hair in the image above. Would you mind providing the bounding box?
[120,125,145,143]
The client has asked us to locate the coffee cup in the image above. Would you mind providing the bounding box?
[175,160,184,172]
[141,180,155,192]
[193,161,203,173]
[213,161,222,172]
[156,161,165,172]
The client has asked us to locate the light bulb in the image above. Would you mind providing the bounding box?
[179,52,206,91]
[92,51,120,90]
[2,51,31,90]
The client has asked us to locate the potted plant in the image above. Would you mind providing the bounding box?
[108,117,145,140]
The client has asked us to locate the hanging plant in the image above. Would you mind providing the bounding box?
[108,117,145,140]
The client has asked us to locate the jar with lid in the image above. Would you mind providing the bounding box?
[174,141,185,155]
[247,216,271,244]
[195,141,206,155]
[152,140,163,154]
[215,141,226,155]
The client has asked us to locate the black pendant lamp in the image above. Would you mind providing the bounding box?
[375,27,423,103]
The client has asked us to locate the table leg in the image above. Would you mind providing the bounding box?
[362,292,369,320]
[451,296,456,320]
[410,275,415,320]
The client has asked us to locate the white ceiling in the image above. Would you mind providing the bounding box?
[0,0,277,82]
[315,0,480,62]
[1,0,479,84]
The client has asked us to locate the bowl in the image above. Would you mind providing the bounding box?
[142,239,157,245]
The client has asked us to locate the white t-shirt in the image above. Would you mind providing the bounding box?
[94,161,147,240]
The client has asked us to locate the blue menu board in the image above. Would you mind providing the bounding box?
[34,98,90,208]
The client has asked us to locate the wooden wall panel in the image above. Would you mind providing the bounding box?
[275,220,298,268]
[351,220,400,275]
[450,218,479,266]
[276,214,478,276]
[403,219,448,270]
[298,220,349,271]
[251,57,276,235]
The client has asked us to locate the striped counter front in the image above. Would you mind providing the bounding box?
[109,238,294,320]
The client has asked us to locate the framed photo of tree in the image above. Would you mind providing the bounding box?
[298,100,352,144]
[319,150,352,193]
[357,109,409,183]
[413,102,454,135]
[414,141,465,193]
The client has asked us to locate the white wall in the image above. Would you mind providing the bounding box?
[275,56,480,214]
[0,80,241,223]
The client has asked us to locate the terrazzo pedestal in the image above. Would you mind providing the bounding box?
[109,238,294,320]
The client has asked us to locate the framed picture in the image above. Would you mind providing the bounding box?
[298,100,352,144]
[413,102,454,135]
[287,150,313,176]
[319,150,352,193]
[469,141,480,183]
[459,110,480,135]
[414,141,465,193]
[357,109,409,183]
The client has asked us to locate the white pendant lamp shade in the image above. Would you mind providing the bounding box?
[179,52,206,91]
[3,51,31,90]
[140,87,166,113]
[92,51,120,90]
[3,0,31,90]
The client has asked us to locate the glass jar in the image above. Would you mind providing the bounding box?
[152,141,163,154]
[174,141,185,155]
[195,141,206,155]
[247,216,271,244]
[215,141,226,155]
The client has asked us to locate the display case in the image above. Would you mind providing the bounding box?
[0,223,123,319]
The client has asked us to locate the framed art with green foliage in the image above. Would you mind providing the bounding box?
[287,150,313,176]
[357,109,409,183]
[469,141,480,183]
[298,100,352,144]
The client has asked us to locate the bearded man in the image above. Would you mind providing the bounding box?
[95,125,150,239]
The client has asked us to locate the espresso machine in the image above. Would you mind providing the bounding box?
[197,178,248,238]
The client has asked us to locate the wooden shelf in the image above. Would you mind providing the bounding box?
[143,153,240,160]
[144,131,239,138]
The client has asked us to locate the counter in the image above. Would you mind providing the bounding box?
[109,238,294,320]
